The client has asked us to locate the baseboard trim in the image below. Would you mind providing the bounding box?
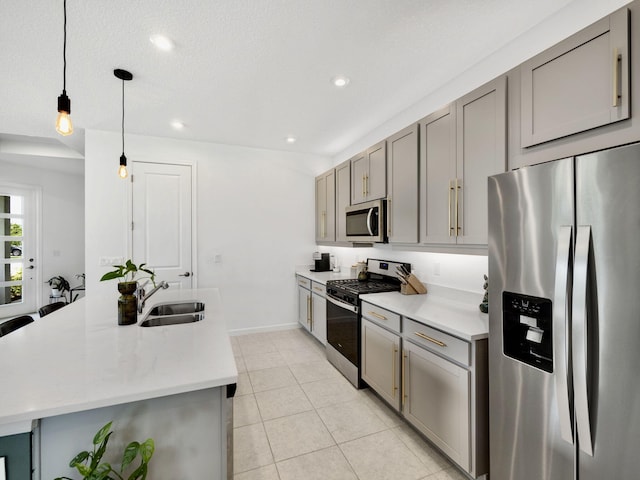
[228,322,300,336]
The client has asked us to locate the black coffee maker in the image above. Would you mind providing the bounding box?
[311,252,331,272]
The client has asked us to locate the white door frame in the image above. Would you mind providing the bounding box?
[127,160,198,289]
[0,182,42,318]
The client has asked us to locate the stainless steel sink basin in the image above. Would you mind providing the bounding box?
[140,312,205,327]
[147,301,205,316]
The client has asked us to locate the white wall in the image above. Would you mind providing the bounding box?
[85,130,332,332]
[0,159,85,307]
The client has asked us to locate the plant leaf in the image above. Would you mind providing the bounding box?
[120,441,140,471]
[76,464,91,476]
[92,432,112,469]
[127,462,147,480]
[139,438,155,463]
[69,450,90,467]
[87,462,113,480]
[93,422,113,445]
[100,271,124,282]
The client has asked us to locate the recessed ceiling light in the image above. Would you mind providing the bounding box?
[285,136,297,144]
[171,120,185,130]
[331,75,350,88]
[150,34,174,51]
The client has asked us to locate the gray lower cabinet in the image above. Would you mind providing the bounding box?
[297,276,312,332]
[386,124,419,244]
[297,275,326,345]
[335,160,351,243]
[420,76,507,246]
[360,301,488,479]
[351,141,386,205]
[361,308,402,411]
[315,169,335,243]
[520,7,629,149]
[310,282,327,345]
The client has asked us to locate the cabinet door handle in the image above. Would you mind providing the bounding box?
[402,353,407,407]
[307,295,311,326]
[310,295,313,330]
[368,311,387,321]
[365,174,369,196]
[455,179,462,235]
[448,181,455,236]
[414,331,447,347]
[322,211,326,238]
[387,196,392,236]
[392,346,398,394]
[613,48,621,107]
[362,174,366,197]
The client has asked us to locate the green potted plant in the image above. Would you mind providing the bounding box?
[100,260,155,325]
[55,421,154,480]
[47,275,71,302]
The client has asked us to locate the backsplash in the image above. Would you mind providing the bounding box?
[317,246,488,294]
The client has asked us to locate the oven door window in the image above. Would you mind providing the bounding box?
[326,299,359,366]
[346,208,378,237]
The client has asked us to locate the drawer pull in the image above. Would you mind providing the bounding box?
[313,286,324,292]
[299,280,308,286]
[368,311,388,321]
[414,331,447,347]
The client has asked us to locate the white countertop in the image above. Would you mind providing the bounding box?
[295,266,354,284]
[0,288,237,436]
[360,289,488,342]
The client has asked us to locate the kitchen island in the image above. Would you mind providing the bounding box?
[0,287,237,479]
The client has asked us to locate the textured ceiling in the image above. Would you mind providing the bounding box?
[1,0,577,157]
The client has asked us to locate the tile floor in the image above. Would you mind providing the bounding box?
[231,328,469,480]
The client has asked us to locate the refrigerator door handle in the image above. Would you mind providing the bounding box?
[573,225,594,456]
[553,225,574,444]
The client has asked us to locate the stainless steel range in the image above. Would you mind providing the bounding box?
[325,259,410,388]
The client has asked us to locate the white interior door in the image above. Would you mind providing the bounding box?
[131,162,193,290]
[0,184,40,318]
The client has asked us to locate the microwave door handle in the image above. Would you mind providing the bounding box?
[572,225,594,456]
[366,208,374,236]
[553,225,574,445]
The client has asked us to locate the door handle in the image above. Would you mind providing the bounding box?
[553,226,574,444]
[366,208,374,236]
[573,225,594,456]
[179,272,191,277]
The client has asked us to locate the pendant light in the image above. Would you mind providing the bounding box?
[56,0,73,136]
[114,68,133,179]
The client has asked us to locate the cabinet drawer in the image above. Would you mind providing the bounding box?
[404,318,470,367]
[362,302,400,334]
[297,275,311,289]
[311,281,326,297]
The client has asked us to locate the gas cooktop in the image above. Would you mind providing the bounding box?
[326,278,401,295]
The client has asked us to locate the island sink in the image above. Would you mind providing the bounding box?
[147,301,205,316]
[140,313,204,327]
[139,301,205,327]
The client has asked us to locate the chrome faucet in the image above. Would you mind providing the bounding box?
[137,280,169,313]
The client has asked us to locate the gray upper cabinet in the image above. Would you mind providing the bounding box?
[420,77,506,247]
[351,141,387,205]
[335,160,351,243]
[456,76,507,245]
[420,105,457,244]
[520,8,629,148]
[387,124,419,244]
[315,169,335,242]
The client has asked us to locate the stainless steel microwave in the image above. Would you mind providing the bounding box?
[345,199,386,242]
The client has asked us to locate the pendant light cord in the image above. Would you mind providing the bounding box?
[121,79,125,155]
[63,0,67,93]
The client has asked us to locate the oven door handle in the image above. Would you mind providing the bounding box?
[366,208,374,236]
[326,295,358,314]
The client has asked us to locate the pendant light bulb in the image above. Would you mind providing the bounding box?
[118,154,128,179]
[56,0,73,136]
[56,92,73,136]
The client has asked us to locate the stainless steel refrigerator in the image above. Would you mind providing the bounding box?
[488,142,640,480]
